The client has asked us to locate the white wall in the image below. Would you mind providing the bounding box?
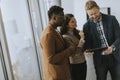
[61,0,74,14]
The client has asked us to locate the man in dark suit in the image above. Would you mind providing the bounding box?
[83,1,120,80]
[40,5,76,80]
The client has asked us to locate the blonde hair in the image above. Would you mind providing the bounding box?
[85,0,99,10]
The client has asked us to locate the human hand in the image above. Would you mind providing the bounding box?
[79,31,84,39]
[103,46,112,55]
[84,51,94,57]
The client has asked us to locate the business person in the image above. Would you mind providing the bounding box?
[60,14,87,80]
[83,0,120,80]
[40,6,76,80]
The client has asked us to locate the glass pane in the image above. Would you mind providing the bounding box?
[27,0,48,79]
[0,60,5,80]
[0,0,41,80]
[0,43,5,80]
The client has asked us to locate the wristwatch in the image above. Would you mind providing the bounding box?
[111,45,116,52]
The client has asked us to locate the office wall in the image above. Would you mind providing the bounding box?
[61,0,74,14]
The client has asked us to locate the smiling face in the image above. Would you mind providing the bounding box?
[87,7,101,22]
[67,17,77,29]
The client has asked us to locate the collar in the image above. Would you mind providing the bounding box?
[93,14,102,23]
[67,30,74,35]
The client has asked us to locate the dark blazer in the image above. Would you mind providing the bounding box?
[40,25,73,80]
[83,13,120,65]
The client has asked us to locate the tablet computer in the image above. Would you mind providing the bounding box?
[86,47,108,52]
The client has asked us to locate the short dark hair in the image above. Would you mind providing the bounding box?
[48,5,64,20]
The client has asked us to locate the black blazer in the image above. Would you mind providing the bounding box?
[83,13,120,65]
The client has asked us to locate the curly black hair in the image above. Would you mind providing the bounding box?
[48,5,64,20]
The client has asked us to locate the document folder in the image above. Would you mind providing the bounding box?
[86,47,108,52]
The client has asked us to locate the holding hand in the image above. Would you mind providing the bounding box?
[103,46,114,55]
[79,31,85,39]
[84,51,94,57]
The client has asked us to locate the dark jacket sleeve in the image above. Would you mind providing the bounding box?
[83,21,93,50]
[111,16,120,48]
